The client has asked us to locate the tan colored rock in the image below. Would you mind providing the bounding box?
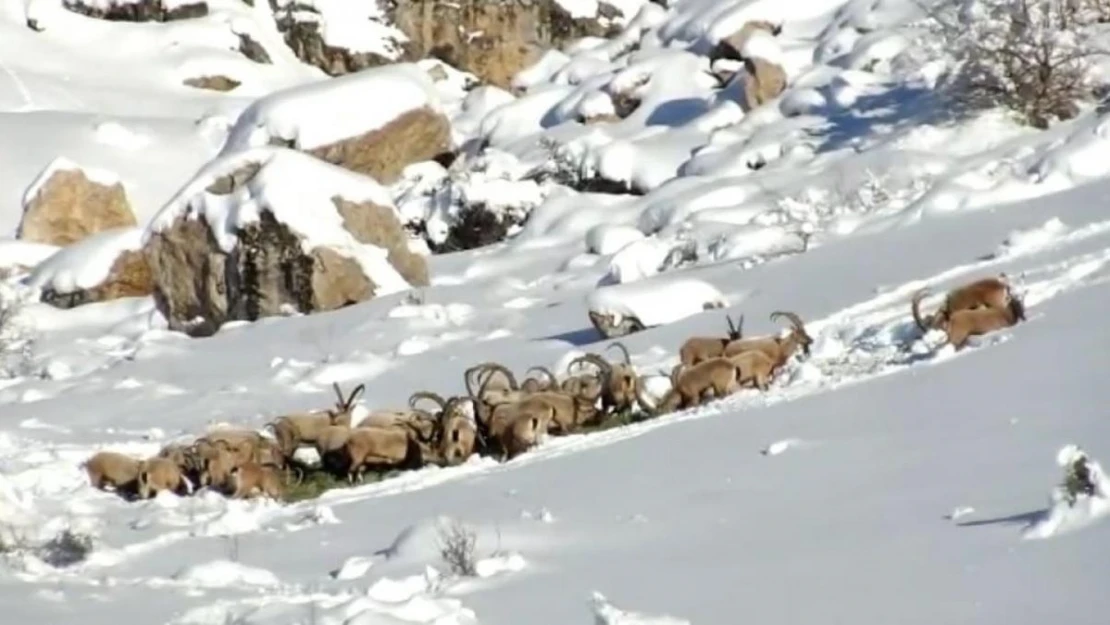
[391,0,623,89]
[309,247,373,311]
[333,197,429,287]
[42,249,153,308]
[19,167,136,247]
[145,154,426,337]
[307,107,451,185]
[184,76,241,92]
[740,58,787,112]
[712,20,782,63]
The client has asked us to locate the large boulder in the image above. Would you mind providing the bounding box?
[220,63,451,185]
[26,227,153,309]
[268,0,632,88]
[18,159,137,247]
[144,148,428,337]
[740,57,787,112]
[393,0,627,89]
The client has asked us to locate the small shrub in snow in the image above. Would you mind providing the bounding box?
[37,529,94,568]
[432,204,514,253]
[436,518,478,577]
[0,526,94,569]
[1057,444,1104,506]
[926,0,1109,128]
[0,284,36,378]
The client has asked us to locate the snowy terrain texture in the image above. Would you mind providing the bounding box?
[1,0,1109,623]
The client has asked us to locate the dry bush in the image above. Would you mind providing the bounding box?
[926,0,1109,127]
[38,528,94,567]
[0,286,35,378]
[436,518,478,577]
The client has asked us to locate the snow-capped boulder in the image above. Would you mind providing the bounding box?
[220,64,451,185]
[26,227,153,309]
[144,148,428,337]
[587,277,727,338]
[272,0,405,76]
[18,159,136,247]
[392,0,629,89]
[740,58,787,112]
[62,0,207,22]
[712,20,782,63]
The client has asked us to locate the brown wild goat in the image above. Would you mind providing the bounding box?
[679,314,744,366]
[912,275,1014,332]
[723,311,813,371]
[912,288,1026,350]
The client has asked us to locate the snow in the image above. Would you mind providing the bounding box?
[3,0,1110,624]
[220,63,441,154]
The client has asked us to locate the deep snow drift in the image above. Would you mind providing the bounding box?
[1,0,1110,624]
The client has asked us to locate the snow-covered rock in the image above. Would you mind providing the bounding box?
[144,148,426,336]
[18,158,135,247]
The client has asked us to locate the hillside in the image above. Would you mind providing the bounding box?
[0,0,1108,624]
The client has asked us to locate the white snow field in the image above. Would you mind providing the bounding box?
[2,0,1110,623]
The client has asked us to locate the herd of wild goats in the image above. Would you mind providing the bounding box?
[81,275,1025,502]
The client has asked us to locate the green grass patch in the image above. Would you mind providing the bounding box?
[281,467,392,503]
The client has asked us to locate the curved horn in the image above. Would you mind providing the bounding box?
[471,362,518,391]
[332,382,346,405]
[605,342,632,365]
[344,384,366,410]
[769,311,806,332]
[568,354,613,379]
[910,288,932,332]
[525,366,558,389]
[409,391,447,412]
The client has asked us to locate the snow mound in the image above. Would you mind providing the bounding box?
[24,226,143,294]
[147,147,414,294]
[173,559,280,588]
[590,591,691,625]
[587,276,727,327]
[220,63,442,154]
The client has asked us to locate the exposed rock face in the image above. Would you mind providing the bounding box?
[184,76,241,92]
[271,0,625,88]
[42,249,153,309]
[272,2,400,76]
[145,161,428,337]
[392,0,623,89]
[237,33,272,64]
[740,57,787,112]
[147,210,378,337]
[304,107,452,185]
[19,167,136,247]
[62,0,207,21]
[333,198,428,286]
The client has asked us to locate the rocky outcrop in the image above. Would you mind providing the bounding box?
[303,107,452,185]
[333,198,428,286]
[145,154,429,337]
[392,0,624,89]
[711,20,782,63]
[19,164,136,247]
[237,33,272,64]
[184,76,241,92]
[25,227,153,309]
[271,0,626,88]
[740,57,787,111]
[62,0,207,21]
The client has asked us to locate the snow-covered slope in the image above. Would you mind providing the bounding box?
[1,0,1110,624]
